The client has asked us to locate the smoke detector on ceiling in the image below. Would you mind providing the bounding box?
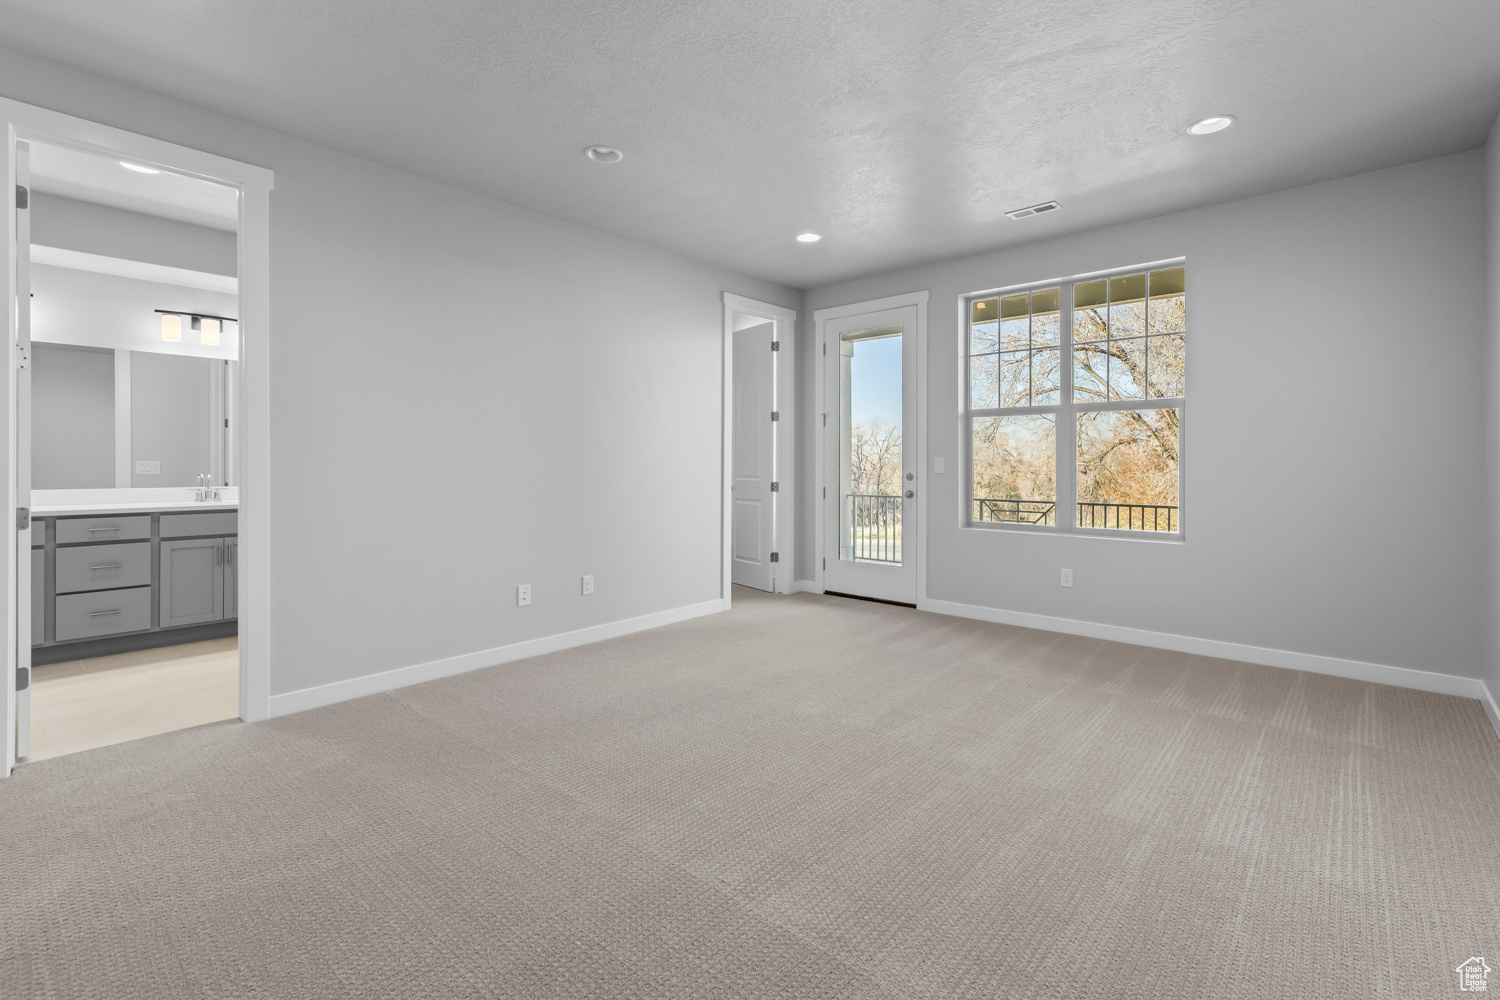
[1005,201,1061,221]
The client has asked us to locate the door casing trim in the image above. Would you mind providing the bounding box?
[721,293,798,605]
[812,290,929,604]
[2,98,274,776]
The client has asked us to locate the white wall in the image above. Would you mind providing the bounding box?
[31,192,236,276]
[0,44,799,698]
[801,152,1487,681]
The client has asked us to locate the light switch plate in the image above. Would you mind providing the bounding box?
[581,575,594,595]
[135,460,161,475]
[517,583,532,607]
[934,457,944,474]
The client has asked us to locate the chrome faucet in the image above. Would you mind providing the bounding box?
[194,473,221,503]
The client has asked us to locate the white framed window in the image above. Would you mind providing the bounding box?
[966,260,1185,535]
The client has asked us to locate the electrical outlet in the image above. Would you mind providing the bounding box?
[933,457,944,474]
[517,583,532,607]
[581,575,594,595]
[1060,568,1073,588]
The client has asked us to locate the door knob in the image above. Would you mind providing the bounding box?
[905,490,914,499]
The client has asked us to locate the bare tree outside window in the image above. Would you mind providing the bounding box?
[969,266,1185,532]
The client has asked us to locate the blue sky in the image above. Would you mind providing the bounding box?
[850,335,903,428]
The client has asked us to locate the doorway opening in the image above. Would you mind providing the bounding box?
[18,142,240,762]
[722,294,796,602]
[4,98,273,775]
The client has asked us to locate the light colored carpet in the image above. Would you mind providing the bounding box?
[2,587,1498,999]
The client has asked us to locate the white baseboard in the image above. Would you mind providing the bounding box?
[920,597,1490,703]
[1481,680,1500,744]
[788,580,821,594]
[267,599,727,718]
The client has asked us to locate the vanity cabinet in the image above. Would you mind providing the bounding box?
[32,508,238,659]
[160,537,229,627]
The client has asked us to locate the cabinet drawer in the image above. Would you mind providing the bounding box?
[56,515,150,544]
[55,541,151,594]
[55,586,151,642]
[161,510,237,538]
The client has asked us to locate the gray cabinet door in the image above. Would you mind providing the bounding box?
[224,539,237,620]
[160,538,225,627]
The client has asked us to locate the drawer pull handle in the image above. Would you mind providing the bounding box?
[88,610,122,617]
[87,526,121,533]
[89,563,123,571]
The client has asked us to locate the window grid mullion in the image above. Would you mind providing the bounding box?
[1058,284,1076,533]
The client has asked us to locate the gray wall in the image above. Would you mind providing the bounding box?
[0,44,801,698]
[801,151,1486,680]
[131,350,211,487]
[30,192,237,276]
[30,342,114,489]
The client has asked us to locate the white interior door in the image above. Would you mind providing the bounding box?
[730,321,775,592]
[823,304,917,604]
[14,142,31,759]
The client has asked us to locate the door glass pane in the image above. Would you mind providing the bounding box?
[840,326,903,564]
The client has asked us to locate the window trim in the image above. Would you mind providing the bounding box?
[962,257,1187,540]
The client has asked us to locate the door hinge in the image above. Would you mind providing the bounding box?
[16,666,29,691]
[771,341,780,351]
[15,185,28,210]
[770,552,779,563]
[770,411,779,422]
[823,557,827,570]
[770,482,779,492]
[16,507,28,530]
[16,345,28,371]
[822,342,826,356]
[822,486,826,499]
[821,413,827,427]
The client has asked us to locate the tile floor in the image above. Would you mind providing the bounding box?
[22,637,238,763]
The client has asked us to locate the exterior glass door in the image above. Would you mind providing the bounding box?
[823,305,917,604]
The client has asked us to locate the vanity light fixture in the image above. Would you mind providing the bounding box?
[156,310,237,345]
[584,145,624,164]
[1186,115,1235,135]
[796,233,822,243]
[121,161,161,174]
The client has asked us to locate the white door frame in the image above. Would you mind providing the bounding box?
[721,293,796,607]
[813,290,929,603]
[3,98,275,776]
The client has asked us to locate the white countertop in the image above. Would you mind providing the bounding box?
[33,500,239,517]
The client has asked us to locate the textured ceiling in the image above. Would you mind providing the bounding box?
[1,1,1498,288]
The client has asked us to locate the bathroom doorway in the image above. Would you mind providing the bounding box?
[2,99,273,775]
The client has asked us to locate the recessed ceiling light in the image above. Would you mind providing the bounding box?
[120,161,161,174]
[796,233,822,243]
[1186,115,1235,136]
[584,145,623,164]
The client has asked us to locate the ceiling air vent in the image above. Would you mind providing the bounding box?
[1005,201,1062,220]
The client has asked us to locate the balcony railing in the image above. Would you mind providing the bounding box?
[848,494,902,564]
[973,498,1178,532]
[1077,502,1177,532]
[975,499,1056,524]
